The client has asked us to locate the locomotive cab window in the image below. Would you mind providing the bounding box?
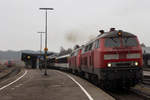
[122,37,138,47]
[95,39,100,48]
[104,37,120,47]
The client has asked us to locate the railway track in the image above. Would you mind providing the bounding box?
[0,67,21,82]
[143,76,150,85]
[49,66,150,100]
[105,88,148,100]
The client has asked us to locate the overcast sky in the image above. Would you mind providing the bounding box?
[0,0,150,52]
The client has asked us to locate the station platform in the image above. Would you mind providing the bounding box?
[0,69,114,100]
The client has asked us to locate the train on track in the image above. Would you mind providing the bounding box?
[4,60,15,67]
[143,53,150,67]
[48,28,143,89]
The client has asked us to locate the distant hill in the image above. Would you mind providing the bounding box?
[0,50,57,61]
[0,50,21,60]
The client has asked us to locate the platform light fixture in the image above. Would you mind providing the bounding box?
[39,8,54,76]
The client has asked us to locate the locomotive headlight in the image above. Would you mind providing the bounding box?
[107,63,112,67]
[134,62,139,66]
[127,53,140,59]
[104,54,119,60]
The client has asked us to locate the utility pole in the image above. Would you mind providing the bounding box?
[39,8,54,76]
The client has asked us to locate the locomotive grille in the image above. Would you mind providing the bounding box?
[116,63,130,66]
[111,61,133,67]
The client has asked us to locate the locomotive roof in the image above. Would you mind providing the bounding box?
[71,30,137,52]
[83,30,137,46]
[99,30,136,38]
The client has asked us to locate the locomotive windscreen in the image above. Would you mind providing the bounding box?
[104,37,120,47]
[104,36,138,47]
[122,37,138,47]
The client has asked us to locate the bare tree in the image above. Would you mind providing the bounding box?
[141,43,146,47]
[59,47,73,56]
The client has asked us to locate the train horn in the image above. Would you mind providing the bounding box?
[99,30,104,34]
[110,28,115,32]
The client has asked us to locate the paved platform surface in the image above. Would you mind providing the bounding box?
[0,69,114,100]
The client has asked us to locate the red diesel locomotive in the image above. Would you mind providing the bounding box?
[69,29,143,88]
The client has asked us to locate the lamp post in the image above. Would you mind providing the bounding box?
[39,8,54,76]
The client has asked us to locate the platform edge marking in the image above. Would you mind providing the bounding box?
[0,70,28,91]
[58,71,94,100]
